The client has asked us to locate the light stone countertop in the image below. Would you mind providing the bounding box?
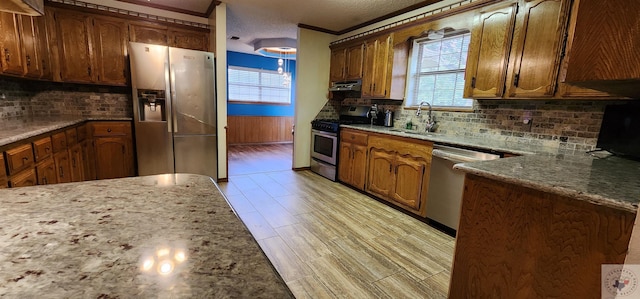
[0,174,293,298]
[343,124,640,213]
[0,116,132,147]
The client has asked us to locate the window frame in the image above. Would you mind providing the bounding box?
[405,31,472,111]
[227,65,292,105]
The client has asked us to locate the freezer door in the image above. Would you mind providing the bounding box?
[174,135,217,179]
[169,47,216,135]
[129,42,169,90]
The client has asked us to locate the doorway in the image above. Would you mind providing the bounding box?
[228,143,293,175]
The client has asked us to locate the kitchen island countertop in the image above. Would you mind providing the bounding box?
[0,174,292,298]
[342,124,640,213]
[0,115,132,147]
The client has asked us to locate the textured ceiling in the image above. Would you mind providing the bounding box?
[119,0,444,56]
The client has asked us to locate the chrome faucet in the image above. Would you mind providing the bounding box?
[417,101,437,132]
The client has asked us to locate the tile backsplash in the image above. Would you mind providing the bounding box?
[0,77,132,119]
[321,97,630,151]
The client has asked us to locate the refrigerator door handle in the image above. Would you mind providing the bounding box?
[165,61,173,133]
[170,63,178,134]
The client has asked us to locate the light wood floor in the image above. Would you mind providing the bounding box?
[228,143,293,175]
[219,145,454,298]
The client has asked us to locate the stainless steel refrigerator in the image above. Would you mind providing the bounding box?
[128,42,217,180]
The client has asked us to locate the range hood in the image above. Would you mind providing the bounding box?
[329,80,361,92]
[0,0,44,16]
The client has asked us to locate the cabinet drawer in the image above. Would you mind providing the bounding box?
[91,122,130,137]
[6,144,35,175]
[341,130,368,145]
[9,168,37,188]
[66,127,78,146]
[77,125,87,141]
[52,132,68,153]
[33,137,53,162]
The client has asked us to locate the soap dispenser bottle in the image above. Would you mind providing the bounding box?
[406,118,413,130]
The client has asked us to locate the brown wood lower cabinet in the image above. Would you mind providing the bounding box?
[366,135,432,217]
[90,121,134,180]
[338,129,368,190]
[449,174,635,298]
[54,150,72,184]
[0,155,7,188]
[9,168,37,187]
[68,143,84,182]
[36,158,58,185]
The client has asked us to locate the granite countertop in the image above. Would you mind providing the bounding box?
[343,124,640,213]
[0,174,293,298]
[0,115,133,147]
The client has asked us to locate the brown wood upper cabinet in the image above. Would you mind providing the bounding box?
[169,28,209,51]
[53,10,94,83]
[130,22,169,46]
[92,16,129,86]
[464,0,572,99]
[329,43,365,82]
[0,12,25,76]
[559,0,640,98]
[362,34,393,98]
[329,47,346,82]
[130,22,209,51]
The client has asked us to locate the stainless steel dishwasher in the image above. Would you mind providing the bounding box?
[426,145,500,232]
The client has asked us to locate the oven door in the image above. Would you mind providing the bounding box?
[311,129,338,165]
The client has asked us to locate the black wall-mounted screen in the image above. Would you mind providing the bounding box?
[596,103,640,161]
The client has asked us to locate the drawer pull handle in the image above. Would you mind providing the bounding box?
[107,128,112,132]
[45,147,50,153]
[22,157,29,162]
[59,167,64,177]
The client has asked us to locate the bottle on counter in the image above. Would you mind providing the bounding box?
[406,118,413,130]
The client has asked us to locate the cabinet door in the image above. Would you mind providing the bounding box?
[69,143,84,182]
[329,47,346,82]
[362,41,376,97]
[82,139,96,181]
[94,137,134,180]
[390,153,428,212]
[55,11,93,83]
[363,34,393,98]
[54,150,71,183]
[0,12,25,75]
[464,3,517,98]
[19,15,40,78]
[93,17,128,85]
[36,158,58,185]
[338,142,353,184]
[506,0,570,97]
[130,23,168,46]
[345,44,364,80]
[33,16,51,80]
[169,28,208,51]
[351,143,368,190]
[366,147,395,199]
[0,154,7,188]
[370,35,392,97]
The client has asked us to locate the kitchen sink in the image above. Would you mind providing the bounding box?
[388,128,438,136]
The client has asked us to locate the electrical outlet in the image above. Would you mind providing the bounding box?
[523,111,532,124]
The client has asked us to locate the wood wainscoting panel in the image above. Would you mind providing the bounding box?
[228,116,294,145]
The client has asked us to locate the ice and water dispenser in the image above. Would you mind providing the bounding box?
[137,89,166,121]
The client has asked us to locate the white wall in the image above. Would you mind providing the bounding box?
[215,3,228,179]
[293,28,333,168]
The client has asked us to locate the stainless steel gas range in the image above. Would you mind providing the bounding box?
[310,106,379,181]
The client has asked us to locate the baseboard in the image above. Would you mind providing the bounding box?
[228,141,293,146]
[292,167,311,171]
[217,177,229,182]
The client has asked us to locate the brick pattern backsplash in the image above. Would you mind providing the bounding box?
[0,77,132,119]
[318,97,630,151]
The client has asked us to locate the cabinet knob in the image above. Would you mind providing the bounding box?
[107,128,112,132]
[4,48,9,62]
[22,157,29,162]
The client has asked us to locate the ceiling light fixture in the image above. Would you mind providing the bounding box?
[253,38,296,60]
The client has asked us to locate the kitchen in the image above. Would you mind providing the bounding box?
[1,0,640,298]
